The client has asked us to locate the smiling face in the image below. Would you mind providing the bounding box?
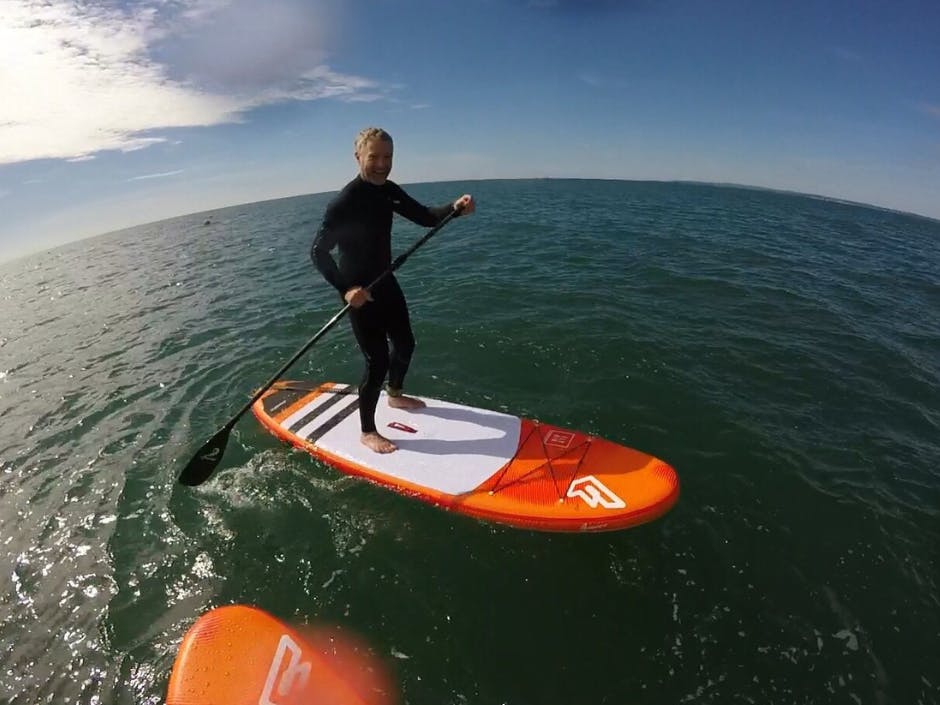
[356,136,393,185]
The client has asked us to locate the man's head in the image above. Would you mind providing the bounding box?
[355,127,393,185]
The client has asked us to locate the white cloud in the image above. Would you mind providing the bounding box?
[248,65,383,106]
[0,0,376,165]
[128,169,185,181]
[121,138,172,153]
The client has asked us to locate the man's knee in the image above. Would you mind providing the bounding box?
[363,348,390,384]
[391,333,415,362]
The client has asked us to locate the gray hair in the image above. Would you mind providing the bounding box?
[354,127,393,154]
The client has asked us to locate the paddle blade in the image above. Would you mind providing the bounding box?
[178,426,231,486]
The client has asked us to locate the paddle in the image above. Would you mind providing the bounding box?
[177,207,462,486]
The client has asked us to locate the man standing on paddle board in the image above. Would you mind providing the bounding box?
[312,127,475,454]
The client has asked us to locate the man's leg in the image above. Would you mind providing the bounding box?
[348,306,397,452]
[385,287,425,410]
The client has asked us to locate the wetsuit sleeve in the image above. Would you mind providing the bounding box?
[311,201,348,294]
[388,183,455,227]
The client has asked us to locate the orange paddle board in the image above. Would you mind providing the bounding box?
[252,381,679,531]
[166,604,393,705]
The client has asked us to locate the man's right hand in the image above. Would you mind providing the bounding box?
[344,286,372,308]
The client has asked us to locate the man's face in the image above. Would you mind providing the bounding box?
[356,138,393,185]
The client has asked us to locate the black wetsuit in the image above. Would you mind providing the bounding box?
[311,176,454,433]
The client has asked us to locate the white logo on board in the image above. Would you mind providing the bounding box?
[567,475,626,509]
[545,430,575,448]
[260,634,311,705]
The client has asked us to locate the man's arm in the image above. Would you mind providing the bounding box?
[310,202,348,294]
[389,183,454,227]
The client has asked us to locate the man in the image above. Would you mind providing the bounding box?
[312,127,475,453]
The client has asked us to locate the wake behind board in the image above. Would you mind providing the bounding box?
[252,381,679,532]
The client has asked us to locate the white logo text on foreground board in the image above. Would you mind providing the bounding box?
[260,634,311,705]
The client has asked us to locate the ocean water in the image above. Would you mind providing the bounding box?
[0,179,937,704]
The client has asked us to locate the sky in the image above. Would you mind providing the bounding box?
[1,0,938,262]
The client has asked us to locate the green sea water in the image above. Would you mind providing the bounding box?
[1,179,938,704]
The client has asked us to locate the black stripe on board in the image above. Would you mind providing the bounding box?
[287,384,354,433]
[264,381,357,416]
[304,397,361,443]
[261,387,306,416]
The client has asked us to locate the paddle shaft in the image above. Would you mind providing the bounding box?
[177,207,460,485]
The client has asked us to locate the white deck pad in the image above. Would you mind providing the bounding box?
[276,389,522,495]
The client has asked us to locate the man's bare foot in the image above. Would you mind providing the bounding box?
[387,394,426,410]
[361,432,397,453]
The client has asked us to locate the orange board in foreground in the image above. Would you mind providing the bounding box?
[252,381,679,532]
[166,604,393,705]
